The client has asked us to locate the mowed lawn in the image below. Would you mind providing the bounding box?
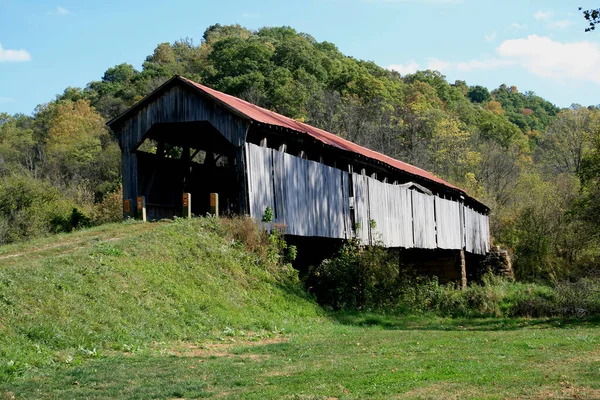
[3,316,599,399]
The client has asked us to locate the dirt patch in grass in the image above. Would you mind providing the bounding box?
[532,385,600,399]
[169,336,288,359]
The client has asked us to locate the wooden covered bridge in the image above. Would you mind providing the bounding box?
[107,75,490,284]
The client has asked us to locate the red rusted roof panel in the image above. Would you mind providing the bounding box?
[179,76,461,192]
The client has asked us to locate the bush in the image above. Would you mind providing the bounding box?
[309,240,600,318]
[0,173,95,244]
[308,240,399,310]
[510,278,600,318]
[209,216,299,284]
[93,185,123,225]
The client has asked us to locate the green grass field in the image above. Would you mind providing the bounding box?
[1,218,599,399]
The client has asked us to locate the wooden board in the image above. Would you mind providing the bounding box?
[246,143,350,239]
[246,144,489,254]
[435,196,462,250]
[412,190,437,249]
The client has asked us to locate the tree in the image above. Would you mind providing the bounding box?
[537,106,598,175]
[580,7,600,31]
[467,85,491,103]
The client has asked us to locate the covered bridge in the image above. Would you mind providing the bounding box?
[107,75,491,284]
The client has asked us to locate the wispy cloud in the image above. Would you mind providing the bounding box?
[534,10,553,21]
[0,97,16,104]
[0,43,31,62]
[533,10,572,31]
[497,35,600,83]
[548,19,573,30]
[241,11,260,18]
[405,35,600,85]
[48,6,73,16]
[387,60,420,75]
[506,23,527,32]
[417,58,515,73]
[455,58,515,72]
[485,32,497,42]
[427,58,452,71]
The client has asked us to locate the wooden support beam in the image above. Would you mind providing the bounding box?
[123,199,133,219]
[136,196,147,222]
[210,193,219,217]
[460,249,467,289]
[235,146,249,215]
[182,193,191,218]
[122,150,138,221]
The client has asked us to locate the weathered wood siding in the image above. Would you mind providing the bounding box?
[352,174,372,244]
[412,190,437,249]
[113,85,250,214]
[246,145,491,255]
[464,206,490,255]
[246,143,351,239]
[357,175,413,248]
[247,143,275,222]
[435,196,463,250]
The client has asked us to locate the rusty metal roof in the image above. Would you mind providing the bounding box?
[108,75,485,208]
[177,76,463,192]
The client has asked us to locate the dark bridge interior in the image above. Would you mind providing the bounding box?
[134,121,240,219]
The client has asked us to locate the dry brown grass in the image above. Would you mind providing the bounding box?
[167,336,288,360]
[218,215,269,259]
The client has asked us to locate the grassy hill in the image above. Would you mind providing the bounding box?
[0,218,323,382]
[1,218,599,398]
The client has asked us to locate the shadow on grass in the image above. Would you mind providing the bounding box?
[329,311,600,331]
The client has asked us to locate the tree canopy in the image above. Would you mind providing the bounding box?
[0,23,599,281]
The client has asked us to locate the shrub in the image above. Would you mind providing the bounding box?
[93,185,124,225]
[308,240,399,310]
[309,240,600,318]
[0,173,95,244]
[509,278,600,318]
[211,216,299,283]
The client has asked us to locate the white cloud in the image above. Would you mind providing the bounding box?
[534,10,553,21]
[0,43,31,62]
[241,11,260,18]
[507,23,527,32]
[427,58,452,71]
[548,19,573,30]
[420,58,514,73]
[485,32,497,42]
[0,97,16,104]
[533,10,573,31]
[408,35,600,85]
[387,60,420,75]
[49,6,72,16]
[456,58,515,72]
[497,35,600,83]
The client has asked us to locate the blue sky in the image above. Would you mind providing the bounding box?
[1,0,599,115]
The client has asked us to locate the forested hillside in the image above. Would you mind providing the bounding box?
[1,24,599,281]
